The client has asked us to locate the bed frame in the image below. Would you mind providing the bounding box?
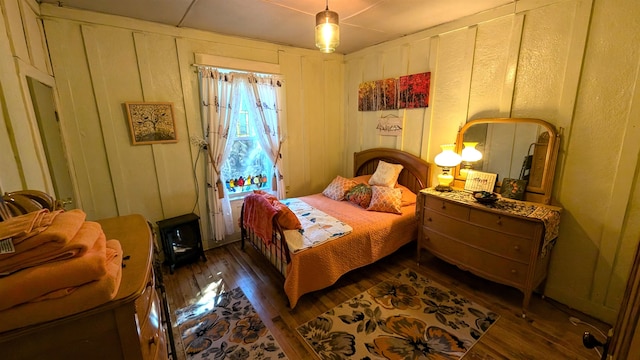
[240,147,430,289]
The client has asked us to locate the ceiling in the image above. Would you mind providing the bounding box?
[39,0,515,54]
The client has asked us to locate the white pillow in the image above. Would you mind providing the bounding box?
[368,160,404,188]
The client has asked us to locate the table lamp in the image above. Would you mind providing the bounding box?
[434,144,462,191]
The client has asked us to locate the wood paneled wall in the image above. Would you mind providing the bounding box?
[40,5,344,247]
[3,0,640,327]
[344,0,640,325]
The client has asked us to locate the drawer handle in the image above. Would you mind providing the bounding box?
[496,217,502,225]
[511,269,517,274]
[513,245,520,251]
[148,334,157,345]
[427,217,432,222]
[441,203,446,209]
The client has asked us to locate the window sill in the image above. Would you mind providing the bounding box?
[227,190,275,202]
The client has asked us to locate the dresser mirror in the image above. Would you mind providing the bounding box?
[452,118,560,204]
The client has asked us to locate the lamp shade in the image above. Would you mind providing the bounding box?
[461,142,482,162]
[434,144,462,168]
[315,8,339,53]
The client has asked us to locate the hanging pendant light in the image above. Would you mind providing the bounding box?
[315,0,340,53]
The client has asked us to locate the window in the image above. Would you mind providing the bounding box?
[220,94,272,197]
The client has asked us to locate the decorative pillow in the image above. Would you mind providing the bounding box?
[353,174,415,206]
[352,175,372,184]
[345,183,373,208]
[322,176,357,201]
[271,201,302,229]
[368,161,404,188]
[396,184,417,206]
[367,186,402,214]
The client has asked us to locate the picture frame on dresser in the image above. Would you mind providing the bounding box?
[463,170,497,192]
[501,178,528,200]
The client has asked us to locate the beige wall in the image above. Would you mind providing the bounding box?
[33,5,344,248]
[1,0,639,325]
[344,0,640,324]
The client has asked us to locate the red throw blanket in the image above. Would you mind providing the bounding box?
[243,193,278,245]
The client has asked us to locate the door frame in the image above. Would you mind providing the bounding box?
[608,240,640,359]
[17,61,79,208]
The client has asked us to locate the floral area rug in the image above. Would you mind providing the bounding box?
[177,286,288,360]
[297,269,499,359]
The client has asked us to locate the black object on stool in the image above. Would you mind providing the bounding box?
[157,213,206,274]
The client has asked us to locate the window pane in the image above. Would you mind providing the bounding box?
[221,99,272,195]
[236,109,250,137]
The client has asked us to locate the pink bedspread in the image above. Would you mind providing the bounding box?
[283,193,417,308]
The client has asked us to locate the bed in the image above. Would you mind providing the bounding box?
[240,148,430,308]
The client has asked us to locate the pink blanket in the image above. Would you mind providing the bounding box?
[1,209,85,256]
[0,233,107,311]
[0,209,48,241]
[0,239,123,333]
[243,193,278,245]
[0,220,100,275]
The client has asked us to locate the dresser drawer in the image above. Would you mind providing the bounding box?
[139,287,165,359]
[135,271,155,323]
[424,196,469,219]
[421,229,528,287]
[469,208,540,239]
[423,211,533,263]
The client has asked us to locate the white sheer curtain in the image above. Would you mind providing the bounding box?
[198,67,286,241]
[198,67,244,241]
[245,73,287,199]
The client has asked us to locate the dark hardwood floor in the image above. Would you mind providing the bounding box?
[162,240,611,359]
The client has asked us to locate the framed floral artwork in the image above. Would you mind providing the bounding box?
[500,178,528,200]
[125,102,177,145]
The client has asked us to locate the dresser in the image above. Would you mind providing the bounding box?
[417,189,561,315]
[0,214,169,360]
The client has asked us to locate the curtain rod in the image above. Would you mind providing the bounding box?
[192,63,281,75]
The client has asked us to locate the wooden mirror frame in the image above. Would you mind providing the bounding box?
[452,118,560,204]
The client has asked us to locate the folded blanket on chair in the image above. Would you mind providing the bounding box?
[243,193,278,245]
[0,233,107,311]
[0,239,123,333]
[0,220,100,275]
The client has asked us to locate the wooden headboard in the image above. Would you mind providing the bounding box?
[353,148,430,194]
